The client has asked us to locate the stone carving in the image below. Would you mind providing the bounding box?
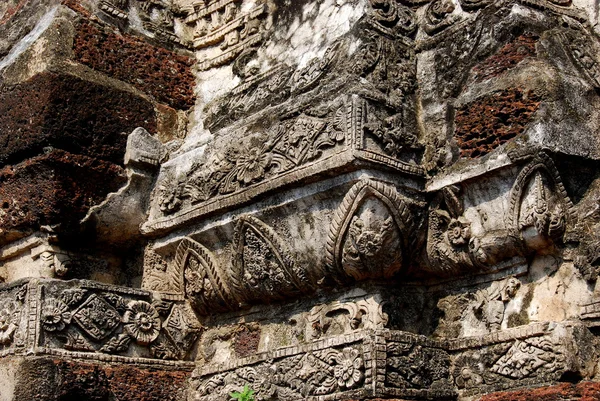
[423,0,457,35]
[451,342,513,389]
[39,283,199,361]
[176,237,235,315]
[458,0,493,11]
[163,109,348,216]
[490,336,564,379]
[41,297,72,332]
[190,345,366,400]
[164,303,202,358]
[99,0,129,19]
[124,127,167,169]
[306,297,388,340]
[562,31,600,89]
[425,185,478,274]
[507,153,574,251]
[290,42,340,94]
[123,300,161,345]
[363,112,422,159]
[368,0,417,37]
[39,250,71,278]
[326,179,413,282]
[207,64,293,129]
[473,277,521,331]
[141,246,174,293]
[186,0,269,71]
[0,285,26,346]
[138,0,183,46]
[71,293,121,341]
[386,342,450,389]
[231,216,308,304]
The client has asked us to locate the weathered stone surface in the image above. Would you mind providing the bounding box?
[0,150,126,240]
[73,21,196,110]
[3,0,600,399]
[0,71,156,166]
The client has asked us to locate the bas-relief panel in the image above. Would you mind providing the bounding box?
[5,0,600,399]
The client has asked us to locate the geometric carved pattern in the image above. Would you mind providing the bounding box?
[72,294,121,341]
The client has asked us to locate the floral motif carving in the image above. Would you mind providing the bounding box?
[190,345,366,401]
[123,300,161,345]
[490,337,564,379]
[231,216,308,304]
[326,179,414,282]
[175,237,235,315]
[41,298,72,333]
[162,110,347,216]
[426,185,526,275]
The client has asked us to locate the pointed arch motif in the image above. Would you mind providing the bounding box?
[230,216,307,304]
[507,152,575,241]
[325,179,414,282]
[175,237,235,315]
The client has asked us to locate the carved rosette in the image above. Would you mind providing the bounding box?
[326,179,414,282]
[38,282,201,361]
[231,216,309,304]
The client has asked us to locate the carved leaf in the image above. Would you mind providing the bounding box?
[102,293,128,312]
[59,289,88,307]
[100,333,132,354]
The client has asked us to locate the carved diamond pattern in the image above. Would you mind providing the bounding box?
[72,294,121,341]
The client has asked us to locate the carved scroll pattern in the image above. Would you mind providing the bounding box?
[190,344,367,401]
[306,297,389,340]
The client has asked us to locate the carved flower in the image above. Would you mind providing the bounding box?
[236,148,272,185]
[0,300,19,344]
[41,298,71,332]
[447,218,471,246]
[348,216,392,257]
[159,181,182,214]
[334,347,364,389]
[123,301,161,345]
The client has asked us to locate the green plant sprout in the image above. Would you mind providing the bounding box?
[230,384,255,401]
